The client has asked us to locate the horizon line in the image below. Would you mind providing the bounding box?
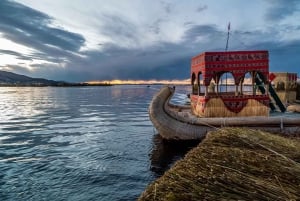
[84,79,190,85]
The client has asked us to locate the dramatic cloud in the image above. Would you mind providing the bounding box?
[0,1,85,52]
[0,0,300,82]
[265,0,300,21]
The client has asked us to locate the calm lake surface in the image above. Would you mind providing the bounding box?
[0,85,193,201]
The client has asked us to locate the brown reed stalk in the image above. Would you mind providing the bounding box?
[139,127,300,201]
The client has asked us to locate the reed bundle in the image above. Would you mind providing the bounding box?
[139,127,300,200]
[287,104,300,113]
[194,98,269,117]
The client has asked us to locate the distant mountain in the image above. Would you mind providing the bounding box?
[0,70,112,87]
[0,70,65,86]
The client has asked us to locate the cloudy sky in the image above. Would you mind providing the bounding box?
[0,0,299,82]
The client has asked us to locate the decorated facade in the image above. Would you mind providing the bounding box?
[190,50,270,117]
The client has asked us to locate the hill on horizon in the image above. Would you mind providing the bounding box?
[0,70,63,86]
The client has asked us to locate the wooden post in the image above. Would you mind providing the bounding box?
[252,72,256,95]
[235,84,239,96]
[240,79,243,95]
[266,82,269,95]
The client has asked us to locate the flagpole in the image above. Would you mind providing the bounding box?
[225,22,230,92]
[225,22,230,51]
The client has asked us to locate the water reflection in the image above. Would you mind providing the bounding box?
[0,85,194,200]
[149,134,201,177]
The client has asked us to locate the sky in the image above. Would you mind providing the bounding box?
[0,0,300,82]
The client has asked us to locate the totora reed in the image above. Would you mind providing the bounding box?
[139,127,300,200]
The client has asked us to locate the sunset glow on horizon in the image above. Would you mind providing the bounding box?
[86,79,190,85]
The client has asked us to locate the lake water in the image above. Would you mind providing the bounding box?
[0,85,193,201]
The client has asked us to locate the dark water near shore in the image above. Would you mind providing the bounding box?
[0,85,193,201]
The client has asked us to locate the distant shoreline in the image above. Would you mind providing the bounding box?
[0,83,113,87]
[0,83,192,87]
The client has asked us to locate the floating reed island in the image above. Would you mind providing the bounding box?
[146,49,300,199]
[139,127,300,200]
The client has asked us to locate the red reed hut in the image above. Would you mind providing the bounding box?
[190,50,270,117]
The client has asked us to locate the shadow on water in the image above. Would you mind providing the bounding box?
[149,134,201,177]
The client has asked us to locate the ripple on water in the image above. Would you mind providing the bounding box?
[0,85,191,200]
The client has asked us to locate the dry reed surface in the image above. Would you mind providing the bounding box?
[139,127,300,200]
[194,98,269,117]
